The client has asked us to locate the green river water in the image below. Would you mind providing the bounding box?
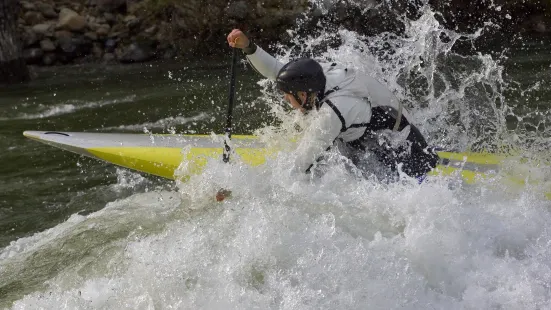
[1,44,550,249]
[0,58,270,248]
[0,30,550,309]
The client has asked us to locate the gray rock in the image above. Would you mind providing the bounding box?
[20,1,36,11]
[24,11,44,25]
[58,35,93,61]
[119,43,154,63]
[23,48,44,64]
[88,23,101,31]
[57,8,87,32]
[123,15,137,23]
[32,23,52,36]
[37,3,58,19]
[22,29,38,47]
[54,30,73,41]
[103,13,115,24]
[96,25,110,36]
[226,1,249,19]
[144,25,157,35]
[40,39,56,52]
[84,31,98,41]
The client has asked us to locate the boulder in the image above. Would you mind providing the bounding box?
[226,1,249,19]
[119,42,154,63]
[37,3,58,19]
[88,23,101,31]
[103,12,116,24]
[144,25,157,35]
[32,23,53,36]
[84,31,98,41]
[54,30,73,41]
[21,29,38,47]
[58,35,93,61]
[96,25,110,36]
[23,48,44,64]
[20,1,36,11]
[23,11,44,25]
[39,39,56,52]
[57,8,87,32]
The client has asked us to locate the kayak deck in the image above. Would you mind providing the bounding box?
[23,131,550,199]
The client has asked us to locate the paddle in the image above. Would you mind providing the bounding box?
[216,47,238,201]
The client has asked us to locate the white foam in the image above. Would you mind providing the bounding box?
[1,95,136,120]
[4,155,551,309]
[3,2,551,309]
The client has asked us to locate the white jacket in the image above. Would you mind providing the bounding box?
[247,47,410,173]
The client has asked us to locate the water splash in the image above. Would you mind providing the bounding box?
[2,1,551,309]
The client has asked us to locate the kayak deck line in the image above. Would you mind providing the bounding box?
[23,131,550,199]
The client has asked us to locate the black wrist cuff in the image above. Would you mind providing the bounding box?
[243,41,257,55]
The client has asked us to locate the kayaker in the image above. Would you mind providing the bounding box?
[227,29,439,181]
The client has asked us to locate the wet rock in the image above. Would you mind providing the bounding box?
[84,31,98,41]
[57,8,87,32]
[57,35,93,61]
[23,48,44,64]
[37,3,58,19]
[20,1,35,11]
[119,42,154,63]
[88,22,101,31]
[144,25,157,35]
[24,11,44,25]
[124,15,140,30]
[32,23,53,37]
[54,30,73,41]
[103,12,116,24]
[227,1,249,19]
[43,53,57,66]
[21,29,38,47]
[39,39,56,52]
[96,24,111,36]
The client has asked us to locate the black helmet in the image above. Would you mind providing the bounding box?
[276,58,326,94]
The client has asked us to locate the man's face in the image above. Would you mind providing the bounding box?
[283,91,307,113]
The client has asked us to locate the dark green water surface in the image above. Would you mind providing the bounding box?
[0,46,549,249]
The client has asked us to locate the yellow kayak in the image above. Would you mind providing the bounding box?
[23,131,550,199]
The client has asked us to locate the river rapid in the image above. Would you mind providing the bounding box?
[1,4,550,309]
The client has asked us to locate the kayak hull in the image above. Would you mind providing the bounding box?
[23,131,549,199]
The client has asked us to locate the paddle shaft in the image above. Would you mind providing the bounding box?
[223,48,238,163]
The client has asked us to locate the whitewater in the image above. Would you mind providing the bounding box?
[1,3,550,310]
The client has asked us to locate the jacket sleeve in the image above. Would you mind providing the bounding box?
[246,46,285,81]
[293,106,344,173]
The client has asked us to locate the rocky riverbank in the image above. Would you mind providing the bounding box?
[17,0,551,66]
[17,0,309,66]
